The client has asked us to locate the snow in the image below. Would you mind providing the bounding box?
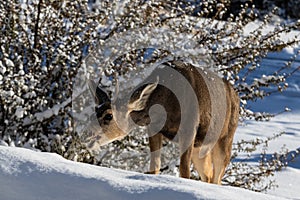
[15,106,24,119]
[235,92,300,199]
[5,58,14,68]
[33,98,71,122]
[0,146,288,200]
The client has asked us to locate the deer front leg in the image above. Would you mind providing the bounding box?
[191,146,213,183]
[146,133,163,174]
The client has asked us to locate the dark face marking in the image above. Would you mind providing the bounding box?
[95,102,113,126]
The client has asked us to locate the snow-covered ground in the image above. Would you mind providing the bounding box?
[234,38,300,199]
[235,96,300,199]
[0,146,292,200]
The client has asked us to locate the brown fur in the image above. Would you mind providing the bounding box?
[91,60,240,184]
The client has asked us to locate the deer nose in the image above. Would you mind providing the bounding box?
[96,135,102,140]
[89,113,97,121]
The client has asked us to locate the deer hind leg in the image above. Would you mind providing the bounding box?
[179,144,193,178]
[191,146,213,183]
[147,133,163,174]
[212,98,239,184]
[212,132,235,184]
[211,141,228,185]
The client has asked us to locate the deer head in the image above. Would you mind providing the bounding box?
[87,78,159,146]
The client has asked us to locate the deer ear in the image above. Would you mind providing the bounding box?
[88,79,98,102]
[128,78,159,111]
[88,79,110,105]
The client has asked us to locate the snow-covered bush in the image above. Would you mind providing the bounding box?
[0,0,299,192]
[229,0,300,19]
[224,132,300,192]
[0,0,100,161]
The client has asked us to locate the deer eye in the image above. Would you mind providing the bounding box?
[103,114,113,121]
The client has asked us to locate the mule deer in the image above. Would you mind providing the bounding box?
[86,60,239,184]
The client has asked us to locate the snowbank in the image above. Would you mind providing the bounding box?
[0,146,287,200]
